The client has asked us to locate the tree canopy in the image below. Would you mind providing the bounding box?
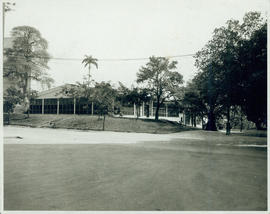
[117,83,151,118]
[137,56,183,120]
[238,22,267,129]
[193,11,266,131]
[4,26,54,115]
[181,80,207,126]
[82,55,98,86]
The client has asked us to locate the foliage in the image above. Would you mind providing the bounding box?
[59,83,93,113]
[4,86,24,114]
[28,90,39,103]
[238,23,267,129]
[61,81,116,130]
[137,56,183,120]
[194,11,266,131]
[4,26,54,114]
[92,82,116,115]
[91,82,117,130]
[229,106,249,131]
[182,80,207,127]
[3,86,24,124]
[120,85,150,118]
[82,55,98,86]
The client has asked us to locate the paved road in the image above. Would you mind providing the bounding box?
[3,125,266,146]
[4,126,267,210]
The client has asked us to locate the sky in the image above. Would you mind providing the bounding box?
[4,0,268,91]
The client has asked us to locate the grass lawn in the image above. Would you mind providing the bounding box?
[8,113,196,133]
[4,128,267,211]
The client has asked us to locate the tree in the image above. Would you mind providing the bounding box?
[4,26,54,116]
[194,11,265,132]
[238,23,267,129]
[60,82,93,114]
[195,19,243,132]
[190,65,224,131]
[182,81,207,128]
[137,56,183,120]
[125,87,150,118]
[91,82,116,130]
[60,81,116,130]
[82,55,98,86]
[61,56,98,114]
[3,86,24,124]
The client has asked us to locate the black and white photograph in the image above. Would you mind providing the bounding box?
[2,0,268,212]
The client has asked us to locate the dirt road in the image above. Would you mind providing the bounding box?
[4,126,267,210]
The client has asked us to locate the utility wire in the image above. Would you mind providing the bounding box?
[4,53,196,62]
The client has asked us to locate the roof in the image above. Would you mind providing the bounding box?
[37,84,77,99]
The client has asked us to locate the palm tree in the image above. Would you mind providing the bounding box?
[82,55,98,86]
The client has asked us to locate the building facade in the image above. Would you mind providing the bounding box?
[30,84,183,119]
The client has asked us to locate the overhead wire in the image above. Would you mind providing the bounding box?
[4,53,196,62]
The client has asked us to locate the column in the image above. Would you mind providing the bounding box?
[134,103,136,117]
[73,98,76,114]
[91,102,94,115]
[42,99,44,114]
[151,100,153,117]
[57,99,59,115]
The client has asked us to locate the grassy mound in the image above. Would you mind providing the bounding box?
[7,114,195,134]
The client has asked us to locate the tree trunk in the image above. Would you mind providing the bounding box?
[7,112,10,125]
[255,121,262,130]
[155,103,160,120]
[136,105,140,119]
[205,107,217,131]
[146,105,149,117]
[194,115,196,127]
[23,74,30,118]
[102,114,106,131]
[155,96,160,121]
[226,106,231,135]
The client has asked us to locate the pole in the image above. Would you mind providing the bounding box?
[2,2,16,38]
[42,99,44,114]
[142,102,144,116]
[1,5,4,212]
[73,98,76,115]
[3,2,5,37]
